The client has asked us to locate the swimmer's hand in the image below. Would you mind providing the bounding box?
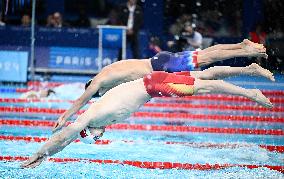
[52,115,66,133]
[20,153,46,168]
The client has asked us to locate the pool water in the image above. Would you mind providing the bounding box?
[0,75,283,178]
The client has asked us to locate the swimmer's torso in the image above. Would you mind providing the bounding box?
[88,78,151,127]
[97,59,153,96]
[96,51,198,96]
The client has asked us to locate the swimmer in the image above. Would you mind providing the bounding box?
[21,83,85,100]
[20,89,55,99]
[21,71,273,168]
[53,39,271,132]
[22,40,266,100]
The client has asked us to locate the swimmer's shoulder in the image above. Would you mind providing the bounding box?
[103,59,149,70]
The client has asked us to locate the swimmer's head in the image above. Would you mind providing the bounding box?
[47,89,56,96]
[85,79,93,90]
[39,89,56,98]
[79,126,105,144]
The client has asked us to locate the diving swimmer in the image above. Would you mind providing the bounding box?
[53,39,271,132]
[21,70,274,168]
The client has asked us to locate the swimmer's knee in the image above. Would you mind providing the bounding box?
[194,79,224,94]
[200,67,224,80]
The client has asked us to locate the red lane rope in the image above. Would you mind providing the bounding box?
[1,96,284,104]
[1,119,283,135]
[0,107,70,115]
[1,105,283,115]
[1,135,283,153]
[108,124,284,135]
[15,88,29,93]
[257,90,284,96]
[25,82,284,95]
[155,96,284,104]
[144,103,284,112]
[133,112,284,123]
[27,81,62,87]
[0,98,79,104]
[1,105,283,123]
[1,99,284,113]
[15,85,284,97]
[0,103,283,123]
[0,155,283,172]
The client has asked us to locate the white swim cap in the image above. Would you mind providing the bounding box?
[79,127,101,144]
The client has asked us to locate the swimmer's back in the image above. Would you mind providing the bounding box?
[97,59,153,90]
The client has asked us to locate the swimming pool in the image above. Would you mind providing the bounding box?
[0,76,283,178]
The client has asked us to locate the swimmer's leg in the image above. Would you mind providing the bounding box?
[200,42,243,54]
[190,63,275,81]
[145,72,273,108]
[193,79,273,108]
[196,48,267,67]
[199,39,264,54]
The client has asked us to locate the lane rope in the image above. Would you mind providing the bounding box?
[0,135,283,153]
[143,103,284,112]
[0,155,283,172]
[1,119,283,135]
[1,105,283,115]
[1,87,284,97]
[133,112,284,123]
[0,103,284,123]
[1,105,283,123]
[1,96,284,104]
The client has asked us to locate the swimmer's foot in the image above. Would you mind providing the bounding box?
[246,63,275,81]
[242,39,264,48]
[241,39,268,59]
[249,89,273,108]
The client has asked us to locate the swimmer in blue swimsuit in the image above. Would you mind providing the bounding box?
[53,39,273,133]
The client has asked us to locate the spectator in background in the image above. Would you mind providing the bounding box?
[249,23,267,66]
[53,12,67,28]
[148,36,162,56]
[182,22,203,50]
[46,14,55,27]
[168,22,203,52]
[119,0,143,59]
[0,0,7,26]
[0,15,5,26]
[249,23,267,45]
[21,14,31,27]
[169,14,191,36]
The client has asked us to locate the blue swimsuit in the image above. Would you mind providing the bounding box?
[150,51,198,72]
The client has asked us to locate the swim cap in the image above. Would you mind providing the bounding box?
[79,127,101,144]
[85,79,100,98]
[85,79,93,90]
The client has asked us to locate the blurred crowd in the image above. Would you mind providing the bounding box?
[0,0,283,72]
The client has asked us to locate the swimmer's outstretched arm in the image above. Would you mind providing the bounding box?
[21,114,91,168]
[53,78,102,133]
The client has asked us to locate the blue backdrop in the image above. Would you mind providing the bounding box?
[0,51,28,82]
